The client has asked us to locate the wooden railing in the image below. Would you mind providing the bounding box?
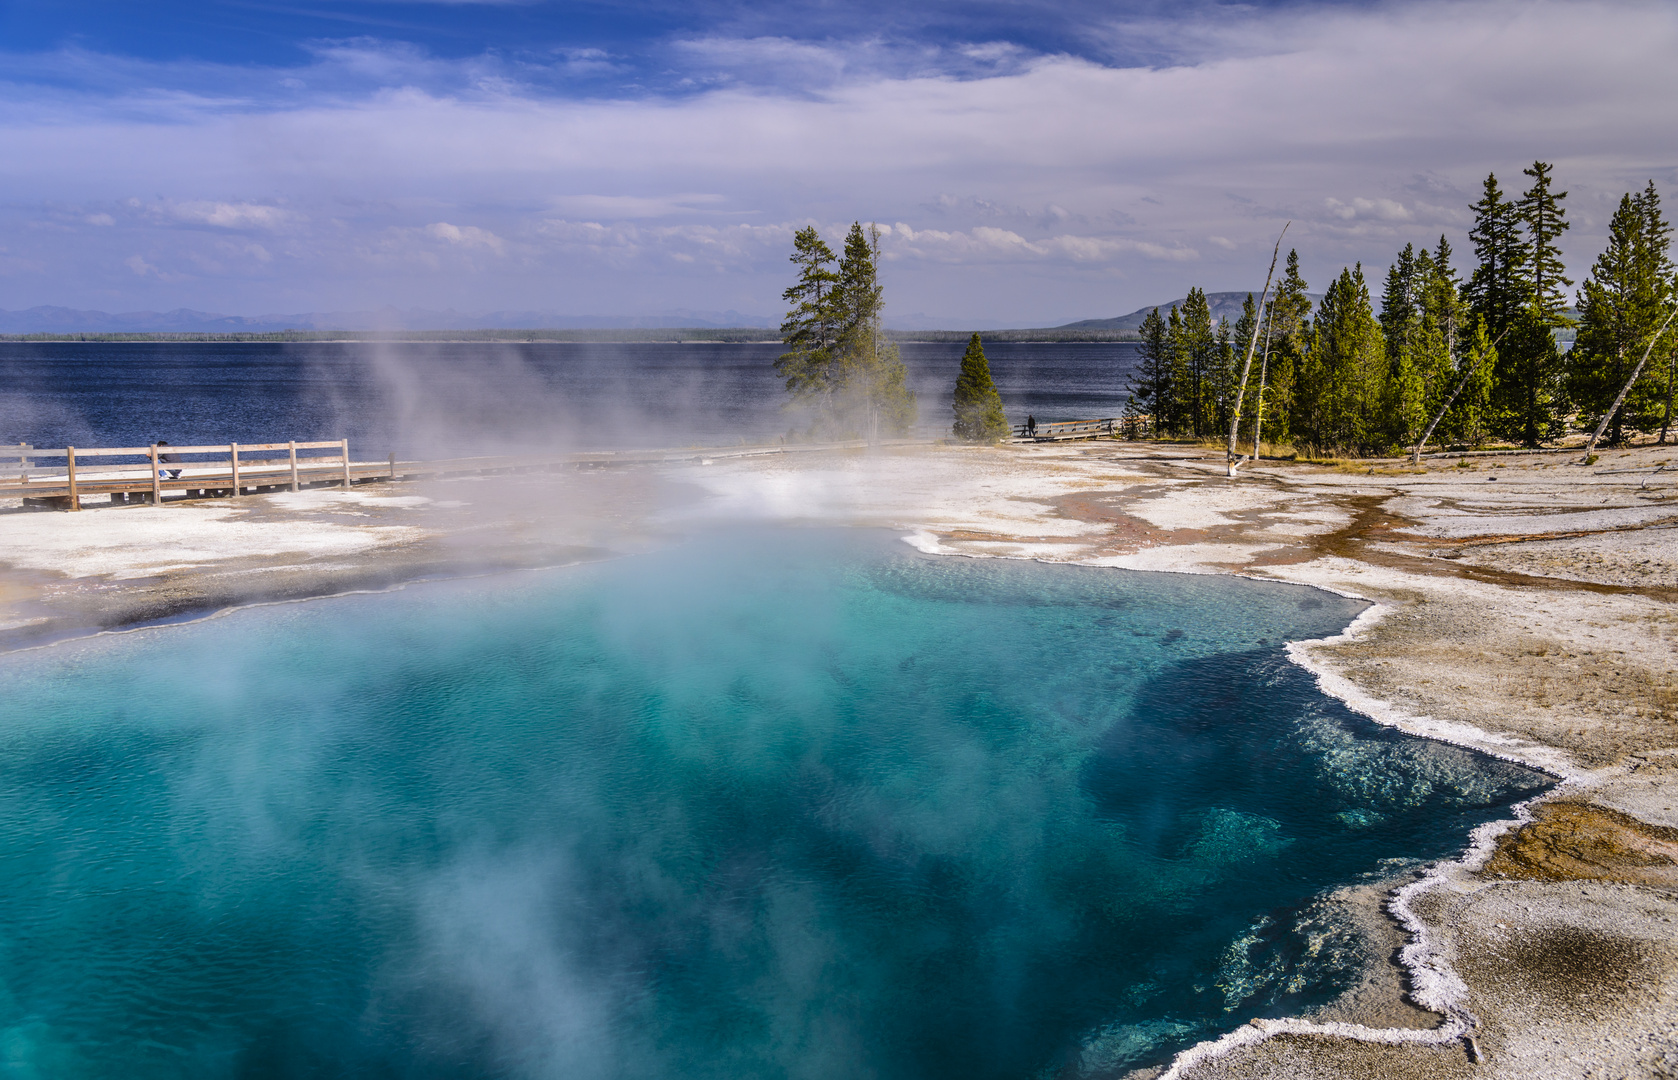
[1011,416,1152,441]
[2,436,933,511]
[1014,417,1119,441]
[2,440,354,510]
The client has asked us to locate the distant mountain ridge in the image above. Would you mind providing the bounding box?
[1060,291,1324,332]
[0,306,779,334]
[1,296,1322,336]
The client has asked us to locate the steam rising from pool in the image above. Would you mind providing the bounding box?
[0,529,1546,1078]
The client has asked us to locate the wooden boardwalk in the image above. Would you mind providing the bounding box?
[1012,417,1143,442]
[2,438,899,510]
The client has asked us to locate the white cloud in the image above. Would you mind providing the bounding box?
[1323,198,1413,223]
[167,201,292,230]
[885,223,1196,263]
[424,222,507,254]
[0,0,1675,321]
[84,212,115,226]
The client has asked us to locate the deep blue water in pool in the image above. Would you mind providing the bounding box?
[0,529,1547,1079]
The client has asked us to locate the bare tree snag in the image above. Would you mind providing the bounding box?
[1226,223,1288,477]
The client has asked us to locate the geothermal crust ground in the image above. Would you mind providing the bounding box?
[1,439,1675,1079]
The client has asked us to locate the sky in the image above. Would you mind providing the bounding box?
[1,0,1676,327]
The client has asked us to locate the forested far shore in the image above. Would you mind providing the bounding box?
[1128,162,1677,455]
[0,327,1141,344]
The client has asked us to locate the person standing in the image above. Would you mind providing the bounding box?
[1025,415,1037,438]
[157,440,181,479]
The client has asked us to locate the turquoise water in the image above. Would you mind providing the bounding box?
[0,529,1546,1078]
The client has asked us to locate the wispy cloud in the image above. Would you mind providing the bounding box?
[165,201,295,230]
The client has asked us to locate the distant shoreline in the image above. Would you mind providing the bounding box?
[0,327,1141,345]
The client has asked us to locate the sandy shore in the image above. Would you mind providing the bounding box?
[2,439,1675,1077]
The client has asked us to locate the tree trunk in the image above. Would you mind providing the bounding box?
[1660,344,1676,444]
[1226,223,1288,477]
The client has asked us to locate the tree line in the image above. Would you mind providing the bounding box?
[1127,163,1677,455]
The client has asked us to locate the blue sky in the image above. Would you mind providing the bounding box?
[2,0,1676,326]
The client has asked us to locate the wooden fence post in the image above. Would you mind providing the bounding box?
[230,443,241,495]
[288,441,299,491]
[66,446,80,511]
[341,440,351,489]
[389,451,396,480]
[150,444,162,505]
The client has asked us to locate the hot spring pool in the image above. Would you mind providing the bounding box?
[0,528,1547,1078]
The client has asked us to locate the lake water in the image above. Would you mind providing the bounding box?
[0,341,1141,456]
[0,528,1549,1079]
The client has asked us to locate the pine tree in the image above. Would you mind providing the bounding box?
[1304,264,1387,454]
[1465,173,1532,338]
[1492,307,1564,446]
[1409,241,1488,457]
[1643,182,1678,442]
[1519,161,1572,325]
[1176,289,1217,436]
[1413,240,1466,445]
[1380,243,1421,361]
[834,222,881,354]
[951,333,1009,442]
[1165,304,1188,436]
[1466,169,1562,447]
[836,223,918,439]
[1444,317,1499,449]
[1266,250,1312,445]
[1568,184,1676,444]
[1213,314,1235,434]
[1127,308,1172,437]
[1229,295,1258,443]
[1378,244,1424,447]
[775,227,840,401]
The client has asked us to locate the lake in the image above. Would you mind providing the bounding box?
[0,341,1141,456]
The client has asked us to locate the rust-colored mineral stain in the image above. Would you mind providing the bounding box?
[1483,802,1678,887]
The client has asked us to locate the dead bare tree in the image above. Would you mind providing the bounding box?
[1578,304,1678,461]
[1226,223,1289,477]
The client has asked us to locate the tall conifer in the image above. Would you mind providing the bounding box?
[1519,161,1572,325]
[1568,184,1676,444]
[1176,288,1217,437]
[1466,173,1531,338]
[1379,243,1421,360]
[1229,296,1258,441]
[1127,308,1173,436]
[776,227,840,400]
[951,333,1009,443]
[1302,264,1386,454]
[1466,168,1565,446]
[1266,250,1312,444]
